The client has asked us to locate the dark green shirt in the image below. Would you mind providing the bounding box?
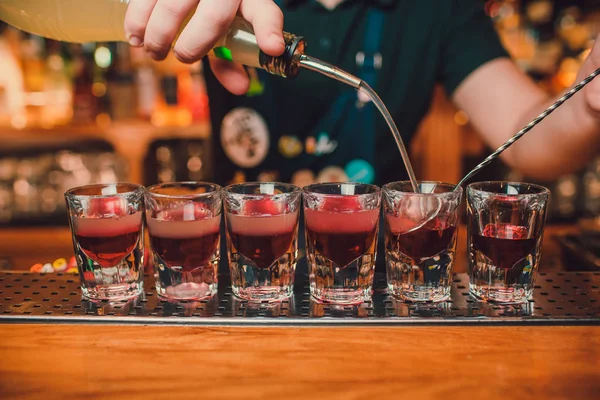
[205,0,508,186]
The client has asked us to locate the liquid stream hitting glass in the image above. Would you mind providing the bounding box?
[0,0,419,191]
[383,181,463,303]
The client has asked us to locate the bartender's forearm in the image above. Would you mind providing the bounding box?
[454,57,600,180]
[506,85,600,179]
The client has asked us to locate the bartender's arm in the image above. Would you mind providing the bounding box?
[453,47,600,180]
[123,0,284,95]
[124,0,600,181]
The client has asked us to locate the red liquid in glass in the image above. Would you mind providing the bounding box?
[227,212,298,269]
[74,213,142,268]
[472,224,536,269]
[147,208,221,272]
[386,215,456,259]
[305,208,379,268]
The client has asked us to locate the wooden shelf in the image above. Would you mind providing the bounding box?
[0,120,211,141]
[0,120,211,183]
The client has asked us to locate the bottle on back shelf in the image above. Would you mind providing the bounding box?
[151,73,192,128]
[0,28,25,128]
[92,43,114,126]
[71,46,98,125]
[582,157,600,217]
[130,46,158,120]
[107,42,136,121]
[186,142,207,181]
[185,62,209,123]
[41,40,73,127]
[19,34,46,127]
[20,34,45,95]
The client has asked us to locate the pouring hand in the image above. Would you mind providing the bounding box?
[124,0,285,95]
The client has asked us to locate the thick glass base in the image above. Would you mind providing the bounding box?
[385,249,454,303]
[470,284,531,304]
[153,256,219,301]
[388,284,449,303]
[469,256,537,304]
[232,285,293,302]
[228,251,296,303]
[81,281,143,301]
[76,241,144,302]
[307,252,375,305]
[156,282,218,301]
[310,287,371,305]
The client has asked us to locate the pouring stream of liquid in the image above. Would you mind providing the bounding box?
[299,54,420,193]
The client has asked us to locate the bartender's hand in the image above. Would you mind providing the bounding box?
[124,0,285,95]
[454,35,600,180]
[579,35,600,118]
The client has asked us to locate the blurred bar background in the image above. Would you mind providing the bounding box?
[0,0,598,269]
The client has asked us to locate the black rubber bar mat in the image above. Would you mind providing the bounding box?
[0,271,599,326]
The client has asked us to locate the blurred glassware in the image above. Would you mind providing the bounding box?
[144,139,212,186]
[553,174,579,220]
[0,31,25,128]
[0,144,128,226]
[107,42,136,121]
[583,156,600,217]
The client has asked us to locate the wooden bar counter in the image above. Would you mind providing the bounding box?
[0,325,599,399]
[1,225,599,399]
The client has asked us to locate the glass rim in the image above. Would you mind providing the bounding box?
[467,180,550,197]
[223,181,302,197]
[302,181,381,196]
[382,180,462,197]
[64,182,143,199]
[146,181,222,199]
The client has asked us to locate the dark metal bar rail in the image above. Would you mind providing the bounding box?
[0,271,599,326]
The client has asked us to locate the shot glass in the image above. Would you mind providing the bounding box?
[383,181,462,302]
[145,182,222,300]
[65,183,145,301]
[467,181,550,303]
[303,182,381,304]
[224,182,301,302]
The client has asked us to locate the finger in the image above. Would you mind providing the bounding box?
[124,0,158,46]
[239,0,285,56]
[585,74,600,114]
[209,58,250,95]
[587,34,600,67]
[582,36,600,112]
[144,0,199,61]
[174,0,241,64]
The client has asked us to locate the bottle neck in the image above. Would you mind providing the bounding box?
[259,33,305,78]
